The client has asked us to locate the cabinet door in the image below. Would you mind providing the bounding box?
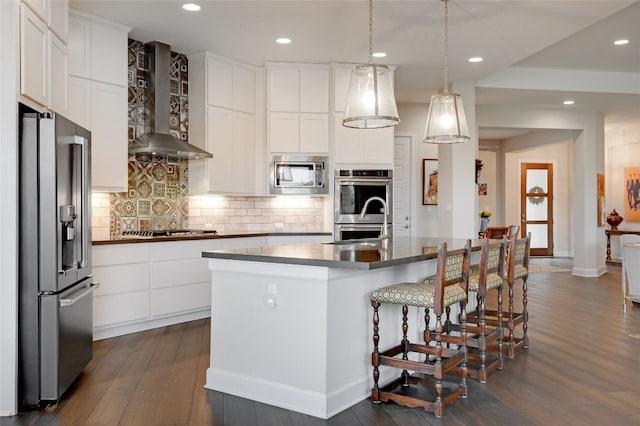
[91,21,127,86]
[20,4,48,106]
[232,112,255,193]
[269,112,299,153]
[48,31,68,114]
[268,67,299,112]
[333,67,353,112]
[48,0,68,42]
[22,0,47,22]
[207,57,233,109]
[233,65,256,114]
[334,113,363,163]
[300,67,329,113]
[300,113,328,153]
[68,14,91,78]
[67,76,91,129]
[91,82,127,191]
[207,106,233,192]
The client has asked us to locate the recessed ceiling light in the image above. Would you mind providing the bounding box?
[468,57,483,63]
[182,3,201,12]
[276,38,292,45]
[614,39,629,46]
[563,100,575,105]
[372,52,387,58]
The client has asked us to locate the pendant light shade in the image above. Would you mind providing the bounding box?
[343,64,399,129]
[424,93,469,143]
[423,0,470,144]
[343,0,400,129]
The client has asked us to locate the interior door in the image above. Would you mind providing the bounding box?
[393,136,411,237]
[521,163,553,256]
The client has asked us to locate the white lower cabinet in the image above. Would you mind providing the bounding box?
[92,239,222,340]
[92,235,325,339]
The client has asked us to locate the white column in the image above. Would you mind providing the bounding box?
[437,81,478,238]
[0,0,19,416]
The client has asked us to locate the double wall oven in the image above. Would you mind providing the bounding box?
[334,169,393,241]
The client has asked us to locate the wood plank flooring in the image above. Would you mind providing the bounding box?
[3,258,640,426]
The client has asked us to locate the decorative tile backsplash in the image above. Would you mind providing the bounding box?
[90,38,327,239]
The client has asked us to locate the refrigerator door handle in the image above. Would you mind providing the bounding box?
[59,282,100,307]
[73,135,89,269]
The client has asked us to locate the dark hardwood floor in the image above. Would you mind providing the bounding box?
[3,258,640,426]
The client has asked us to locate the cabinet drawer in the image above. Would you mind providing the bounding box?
[151,258,210,289]
[94,291,150,327]
[93,263,150,296]
[93,244,151,266]
[151,283,211,317]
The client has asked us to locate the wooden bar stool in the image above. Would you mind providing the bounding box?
[421,237,506,383]
[481,234,530,358]
[369,240,471,417]
[458,237,506,382]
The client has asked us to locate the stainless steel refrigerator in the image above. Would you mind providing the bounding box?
[18,104,97,406]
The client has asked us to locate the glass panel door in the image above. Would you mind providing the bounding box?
[521,163,553,256]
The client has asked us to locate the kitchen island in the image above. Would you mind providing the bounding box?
[202,237,480,419]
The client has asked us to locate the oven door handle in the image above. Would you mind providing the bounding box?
[336,224,387,231]
[336,178,391,185]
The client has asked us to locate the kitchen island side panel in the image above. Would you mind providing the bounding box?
[205,257,440,419]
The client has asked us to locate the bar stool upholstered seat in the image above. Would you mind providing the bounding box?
[369,240,471,417]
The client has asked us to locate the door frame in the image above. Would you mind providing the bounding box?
[393,134,415,237]
[521,162,554,256]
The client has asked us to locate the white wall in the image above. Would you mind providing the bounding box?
[396,103,438,237]
[605,123,640,259]
[0,0,19,416]
[477,150,498,225]
[504,140,574,257]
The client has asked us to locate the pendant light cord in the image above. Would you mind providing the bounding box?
[368,0,373,64]
[443,0,449,94]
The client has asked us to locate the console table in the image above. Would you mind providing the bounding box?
[605,229,640,264]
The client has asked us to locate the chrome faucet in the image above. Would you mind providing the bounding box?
[359,196,389,239]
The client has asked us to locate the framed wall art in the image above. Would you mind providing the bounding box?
[597,173,605,226]
[624,166,640,222]
[423,158,438,205]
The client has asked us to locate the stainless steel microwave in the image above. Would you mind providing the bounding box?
[269,155,329,195]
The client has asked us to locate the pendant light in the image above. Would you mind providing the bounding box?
[423,0,470,144]
[342,0,400,129]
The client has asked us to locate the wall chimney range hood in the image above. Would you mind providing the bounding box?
[129,41,212,159]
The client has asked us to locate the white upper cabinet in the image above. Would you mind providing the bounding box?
[67,10,130,191]
[20,3,48,107]
[299,67,329,113]
[67,15,90,78]
[48,0,68,42]
[206,56,255,114]
[48,31,68,114]
[189,53,257,195]
[333,67,353,112]
[68,11,128,86]
[19,0,69,112]
[268,66,299,112]
[267,63,330,154]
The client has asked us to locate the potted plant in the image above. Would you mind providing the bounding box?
[479,209,492,233]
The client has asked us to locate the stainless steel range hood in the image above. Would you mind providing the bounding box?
[129,41,212,159]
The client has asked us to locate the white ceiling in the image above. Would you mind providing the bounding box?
[70,0,640,139]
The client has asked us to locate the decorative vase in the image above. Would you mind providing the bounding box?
[480,217,490,233]
[606,209,623,230]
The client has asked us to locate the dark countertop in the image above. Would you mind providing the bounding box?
[202,237,481,270]
[92,232,332,245]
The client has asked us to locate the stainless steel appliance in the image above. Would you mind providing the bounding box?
[18,104,97,406]
[269,155,329,195]
[334,169,393,240]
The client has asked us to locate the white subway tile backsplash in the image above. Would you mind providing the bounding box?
[92,193,327,239]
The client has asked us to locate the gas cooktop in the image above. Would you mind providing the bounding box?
[122,229,218,238]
